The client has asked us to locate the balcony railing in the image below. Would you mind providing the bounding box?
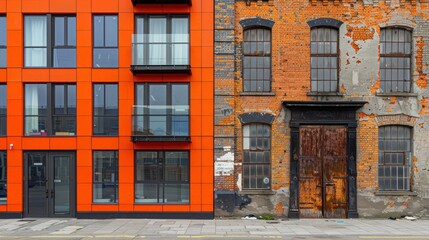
[131,0,192,6]
[131,34,190,74]
[132,105,190,142]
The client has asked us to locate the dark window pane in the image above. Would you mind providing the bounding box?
[105,16,118,47]
[105,84,118,113]
[53,49,76,68]
[0,49,6,68]
[67,17,76,46]
[54,85,65,114]
[54,17,65,46]
[93,151,118,203]
[93,48,118,68]
[94,16,104,47]
[0,152,6,204]
[0,17,5,46]
[67,85,76,114]
[94,84,105,115]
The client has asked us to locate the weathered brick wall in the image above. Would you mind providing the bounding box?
[215,0,429,218]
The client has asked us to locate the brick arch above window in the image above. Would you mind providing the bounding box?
[375,114,417,127]
[238,112,275,125]
[239,17,275,30]
[307,18,343,29]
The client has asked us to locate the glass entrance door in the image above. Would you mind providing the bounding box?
[25,152,76,218]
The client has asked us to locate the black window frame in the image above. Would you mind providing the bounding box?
[93,15,119,68]
[0,15,6,68]
[134,150,190,204]
[93,150,119,204]
[242,123,271,190]
[380,27,413,93]
[310,26,340,93]
[93,83,119,136]
[0,151,6,204]
[132,83,190,141]
[0,84,6,136]
[24,83,76,136]
[242,27,272,93]
[24,14,76,68]
[378,125,412,191]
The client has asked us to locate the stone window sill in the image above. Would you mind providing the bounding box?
[374,191,417,196]
[238,190,275,195]
[376,92,418,97]
[307,92,344,96]
[240,92,276,97]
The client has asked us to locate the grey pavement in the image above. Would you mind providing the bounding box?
[0,218,428,239]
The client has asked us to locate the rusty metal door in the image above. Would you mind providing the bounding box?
[299,126,348,218]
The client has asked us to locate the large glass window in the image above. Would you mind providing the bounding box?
[25,84,76,136]
[0,16,6,68]
[0,152,6,204]
[93,151,118,203]
[310,27,339,92]
[378,125,412,191]
[134,83,189,137]
[135,151,189,204]
[93,15,118,68]
[93,84,118,136]
[0,85,6,136]
[380,28,412,93]
[243,124,271,189]
[243,28,271,92]
[24,15,76,68]
[134,15,189,66]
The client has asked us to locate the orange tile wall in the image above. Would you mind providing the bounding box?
[0,0,214,215]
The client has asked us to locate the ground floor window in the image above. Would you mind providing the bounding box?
[0,151,5,204]
[378,125,412,191]
[93,151,118,203]
[135,151,189,204]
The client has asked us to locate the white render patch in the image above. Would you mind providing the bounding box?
[215,151,234,176]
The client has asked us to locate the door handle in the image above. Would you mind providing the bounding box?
[45,189,49,198]
[51,190,55,199]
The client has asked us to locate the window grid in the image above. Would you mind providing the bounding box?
[243,28,271,92]
[380,28,412,93]
[310,27,339,92]
[93,84,118,136]
[93,15,118,68]
[93,151,119,204]
[0,151,6,204]
[0,16,6,68]
[0,85,6,136]
[378,125,412,191]
[243,124,271,190]
[135,151,189,204]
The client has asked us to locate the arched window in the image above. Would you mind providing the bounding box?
[243,123,271,189]
[380,27,412,93]
[378,125,412,191]
[243,28,271,92]
[310,27,339,92]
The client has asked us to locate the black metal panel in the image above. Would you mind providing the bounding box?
[238,112,275,125]
[307,18,343,29]
[130,65,191,74]
[132,136,190,142]
[239,17,275,30]
[132,0,192,5]
[283,101,366,219]
[76,212,213,219]
[0,212,23,219]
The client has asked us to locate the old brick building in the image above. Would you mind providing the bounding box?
[214,0,429,218]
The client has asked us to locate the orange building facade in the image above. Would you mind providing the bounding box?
[0,0,214,218]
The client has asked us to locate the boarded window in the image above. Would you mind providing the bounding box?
[380,28,412,93]
[243,28,271,92]
[243,124,271,189]
[378,126,412,191]
[310,27,339,92]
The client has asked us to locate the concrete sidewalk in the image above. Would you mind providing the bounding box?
[0,218,428,239]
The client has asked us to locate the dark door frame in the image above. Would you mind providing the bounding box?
[23,151,76,218]
[283,101,366,219]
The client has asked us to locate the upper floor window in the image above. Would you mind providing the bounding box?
[0,16,6,68]
[243,28,271,92]
[93,84,118,136]
[0,151,6,204]
[0,85,6,136]
[25,83,76,136]
[93,151,118,204]
[310,27,339,92]
[378,125,412,191]
[243,123,271,190]
[24,15,76,68]
[133,15,189,67]
[93,15,118,68]
[133,83,189,141]
[380,28,412,93]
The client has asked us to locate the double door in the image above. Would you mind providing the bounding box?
[24,152,76,218]
[299,126,348,218]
